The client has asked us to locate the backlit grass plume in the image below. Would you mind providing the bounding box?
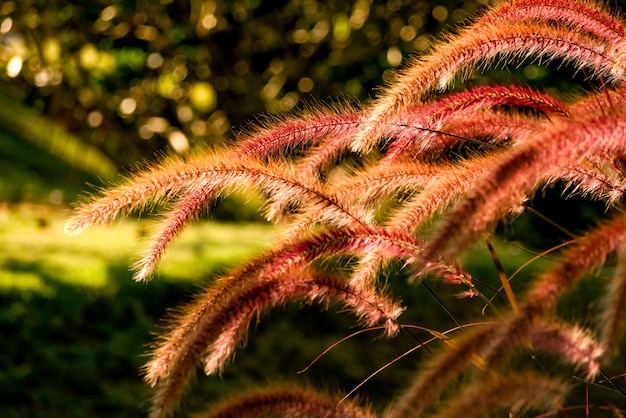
[67,0,626,416]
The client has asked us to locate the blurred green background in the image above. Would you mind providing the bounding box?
[1,0,625,417]
[0,0,489,185]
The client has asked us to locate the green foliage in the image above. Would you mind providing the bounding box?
[0,0,484,166]
[0,207,275,418]
[0,124,100,204]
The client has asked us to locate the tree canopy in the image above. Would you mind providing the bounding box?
[0,0,486,167]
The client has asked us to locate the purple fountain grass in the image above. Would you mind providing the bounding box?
[193,384,376,418]
[406,84,570,119]
[569,85,626,115]
[64,153,239,235]
[426,371,568,418]
[386,154,497,234]
[388,324,498,418]
[346,157,502,290]
[142,227,416,370]
[468,212,626,386]
[295,84,568,175]
[391,315,593,417]
[355,16,624,150]
[486,0,626,45]
[530,319,603,378]
[132,105,371,280]
[599,247,626,358]
[331,159,442,209]
[134,183,218,281]
[66,0,626,416]
[547,157,626,204]
[233,103,363,160]
[380,84,569,162]
[201,270,402,376]
[525,211,626,314]
[65,153,372,236]
[381,109,543,164]
[263,226,422,277]
[146,267,402,418]
[423,106,626,261]
[294,132,362,179]
[68,154,380,281]
[388,317,599,418]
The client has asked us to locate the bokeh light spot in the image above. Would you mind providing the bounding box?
[87,111,104,128]
[189,82,217,113]
[432,5,448,22]
[119,98,137,115]
[387,47,403,67]
[6,56,22,78]
[147,53,163,69]
[168,130,189,153]
[297,77,314,93]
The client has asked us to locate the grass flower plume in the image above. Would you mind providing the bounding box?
[68,0,626,416]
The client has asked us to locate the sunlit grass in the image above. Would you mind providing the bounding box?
[0,203,564,305]
[156,221,277,280]
[0,204,276,294]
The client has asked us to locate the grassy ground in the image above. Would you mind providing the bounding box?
[0,204,277,418]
